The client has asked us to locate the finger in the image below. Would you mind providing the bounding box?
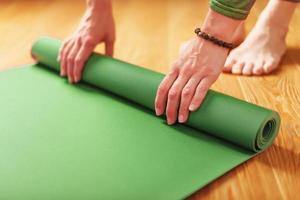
[155,64,180,116]
[73,43,95,83]
[66,40,81,83]
[61,41,74,77]
[58,39,71,76]
[105,39,114,57]
[178,73,202,123]
[189,77,215,111]
[166,68,192,125]
[58,38,70,62]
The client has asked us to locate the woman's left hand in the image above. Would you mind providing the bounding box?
[155,36,229,125]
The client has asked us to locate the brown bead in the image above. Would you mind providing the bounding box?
[194,27,236,49]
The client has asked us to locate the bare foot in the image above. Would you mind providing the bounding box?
[223,19,287,75]
[223,0,297,76]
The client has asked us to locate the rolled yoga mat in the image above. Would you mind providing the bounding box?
[0,37,280,200]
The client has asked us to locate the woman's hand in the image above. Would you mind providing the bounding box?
[155,37,229,125]
[58,0,115,83]
[155,9,242,125]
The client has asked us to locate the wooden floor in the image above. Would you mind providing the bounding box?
[0,0,299,199]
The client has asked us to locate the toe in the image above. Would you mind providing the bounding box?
[252,66,263,75]
[223,57,236,73]
[242,63,254,76]
[263,60,279,74]
[252,60,264,75]
[232,62,244,74]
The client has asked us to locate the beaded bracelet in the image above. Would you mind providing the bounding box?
[194,28,236,49]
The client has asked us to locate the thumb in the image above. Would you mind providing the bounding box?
[105,39,115,57]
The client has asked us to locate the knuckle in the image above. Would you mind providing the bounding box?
[180,67,192,76]
[158,85,167,95]
[74,58,82,65]
[168,89,179,100]
[202,66,214,74]
[171,61,180,69]
[168,67,179,77]
[171,59,183,69]
[182,86,192,97]
[66,56,74,63]
[82,36,96,47]
[197,86,207,94]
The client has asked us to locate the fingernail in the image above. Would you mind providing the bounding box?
[76,76,81,83]
[74,76,78,83]
[189,104,196,111]
[57,56,60,62]
[167,119,175,125]
[156,108,162,116]
[68,77,73,84]
[60,69,65,76]
[155,109,159,115]
[178,115,185,123]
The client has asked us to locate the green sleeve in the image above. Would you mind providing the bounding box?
[210,0,256,20]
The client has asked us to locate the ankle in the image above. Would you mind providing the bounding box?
[258,0,296,33]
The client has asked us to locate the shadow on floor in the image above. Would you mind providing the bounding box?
[282,47,300,65]
[258,143,300,176]
[269,47,300,75]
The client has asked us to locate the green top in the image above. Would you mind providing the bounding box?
[211,0,299,20]
[210,0,255,20]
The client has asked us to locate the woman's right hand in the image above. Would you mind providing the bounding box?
[58,0,115,83]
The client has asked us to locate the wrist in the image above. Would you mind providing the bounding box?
[201,9,242,43]
[85,0,113,22]
[87,0,112,12]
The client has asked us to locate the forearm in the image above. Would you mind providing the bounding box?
[82,0,113,28]
[86,0,112,11]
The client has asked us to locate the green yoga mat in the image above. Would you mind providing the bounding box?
[0,37,280,200]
